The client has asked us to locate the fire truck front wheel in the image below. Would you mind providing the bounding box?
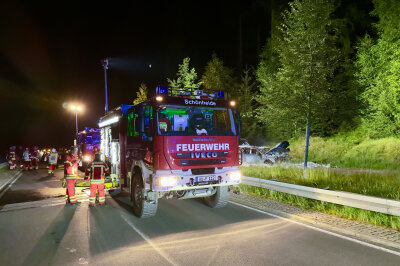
[203,186,230,208]
[131,171,158,218]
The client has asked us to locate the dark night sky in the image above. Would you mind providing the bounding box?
[0,0,271,152]
[0,0,373,154]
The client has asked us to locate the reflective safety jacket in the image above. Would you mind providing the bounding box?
[23,151,31,162]
[9,151,16,161]
[48,152,58,164]
[84,161,110,184]
[64,155,78,179]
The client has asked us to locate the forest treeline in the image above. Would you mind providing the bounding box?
[135,0,400,145]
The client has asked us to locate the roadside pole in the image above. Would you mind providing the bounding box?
[303,96,311,179]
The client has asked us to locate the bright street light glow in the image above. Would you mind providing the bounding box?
[77,106,82,111]
[156,96,163,102]
[98,116,120,127]
[70,105,76,110]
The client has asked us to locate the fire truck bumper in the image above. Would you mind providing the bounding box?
[152,168,241,192]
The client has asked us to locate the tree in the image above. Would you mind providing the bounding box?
[256,0,342,169]
[355,0,400,137]
[237,67,255,114]
[133,83,148,105]
[236,67,264,143]
[167,57,202,95]
[201,53,234,95]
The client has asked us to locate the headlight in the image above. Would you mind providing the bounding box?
[83,155,91,162]
[159,176,178,187]
[229,171,241,182]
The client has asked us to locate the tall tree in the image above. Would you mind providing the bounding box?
[133,83,148,105]
[256,0,342,168]
[237,67,255,114]
[356,0,400,137]
[201,53,234,95]
[236,67,263,143]
[167,57,202,95]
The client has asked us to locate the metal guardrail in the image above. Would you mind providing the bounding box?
[0,162,7,169]
[242,176,400,216]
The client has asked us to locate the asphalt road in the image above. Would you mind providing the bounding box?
[0,166,399,266]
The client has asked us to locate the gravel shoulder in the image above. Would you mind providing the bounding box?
[230,191,400,251]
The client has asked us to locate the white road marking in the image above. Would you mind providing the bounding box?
[121,214,179,266]
[230,201,400,257]
[0,172,23,200]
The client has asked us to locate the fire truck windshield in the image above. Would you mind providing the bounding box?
[157,105,237,136]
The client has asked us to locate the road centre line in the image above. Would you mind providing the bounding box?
[229,201,400,257]
[121,214,179,266]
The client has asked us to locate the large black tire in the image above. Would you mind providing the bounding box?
[131,171,158,218]
[203,186,230,208]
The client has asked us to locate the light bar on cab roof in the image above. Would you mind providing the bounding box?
[98,116,120,127]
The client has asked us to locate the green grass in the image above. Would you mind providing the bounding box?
[289,136,400,170]
[240,184,400,231]
[240,165,400,230]
[241,165,400,200]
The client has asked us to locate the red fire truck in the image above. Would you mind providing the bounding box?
[77,127,101,168]
[99,87,242,218]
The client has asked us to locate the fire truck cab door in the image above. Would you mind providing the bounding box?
[140,104,154,146]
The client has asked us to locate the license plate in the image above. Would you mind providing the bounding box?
[196,175,217,182]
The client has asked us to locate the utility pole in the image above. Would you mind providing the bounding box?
[102,59,109,113]
[238,15,243,71]
[303,95,311,178]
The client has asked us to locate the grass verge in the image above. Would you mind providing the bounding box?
[241,165,400,200]
[289,136,400,170]
[239,184,400,231]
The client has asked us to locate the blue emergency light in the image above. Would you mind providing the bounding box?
[156,86,169,95]
[121,104,134,114]
[216,91,225,99]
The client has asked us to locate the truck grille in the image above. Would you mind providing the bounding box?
[191,168,215,175]
[178,159,226,166]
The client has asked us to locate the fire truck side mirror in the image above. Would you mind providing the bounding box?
[232,109,241,137]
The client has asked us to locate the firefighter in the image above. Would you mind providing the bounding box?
[93,145,100,156]
[17,145,24,168]
[47,148,58,176]
[64,146,80,205]
[158,112,171,132]
[7,146,17,170]
[84,153,109,206]
[22,147,32,170]
[31,146,39,170]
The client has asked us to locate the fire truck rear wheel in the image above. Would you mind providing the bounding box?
[131,171,158,218]
[203,186,230,208]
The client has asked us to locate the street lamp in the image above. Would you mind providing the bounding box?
[69,104,83,135]
[102,59,109,113]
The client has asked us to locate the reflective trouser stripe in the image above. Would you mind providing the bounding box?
[90,179,105,184]
[89,197,96,205]
[98,196,105,204]
[89,183,105,205]
[48,164,56,173]
[65,175,77,179]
